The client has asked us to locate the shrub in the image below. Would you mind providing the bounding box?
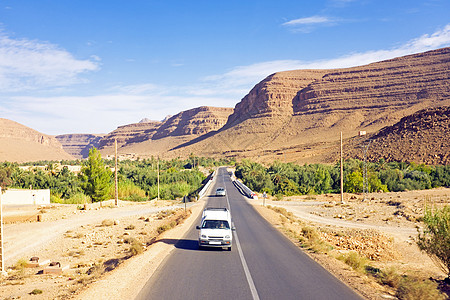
[101,219,114,227]
[337,251,368,273]
[30,289,43,295]
[379,267,403,289]
[129,241,144,256]
[396,278,445,300]
[157,222,176,234]
[417,205,450,277]
[65,192,91,204]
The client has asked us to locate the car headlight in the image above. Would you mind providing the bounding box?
[225,235,230,239]
[201,235,207,238]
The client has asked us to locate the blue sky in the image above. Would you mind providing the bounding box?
[1,0,449,135]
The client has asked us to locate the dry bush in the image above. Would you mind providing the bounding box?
[101,219,114,227]
[267,205,295,222]
[29,289,43,295]
[379,267,403,289]
[125,224,136,230]
[396,278,445,300]
[156,209,176,220]
[157,221,176,234]
[337,251,368,273]
[124,237,137,244]
[129,241,144,256]
[299,226,331,254]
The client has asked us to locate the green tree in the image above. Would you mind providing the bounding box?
[0,163,15,190]
[344,171,363,193]
[417,205,450,278]
[79,148,112,203]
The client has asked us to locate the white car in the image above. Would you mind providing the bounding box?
[215,187,226,196]
[196,208,234,251]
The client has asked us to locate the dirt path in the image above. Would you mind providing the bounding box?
[3,200,194,267]
[267,201,418,241]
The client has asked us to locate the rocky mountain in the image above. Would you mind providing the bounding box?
[345,106,450,165]
[3,47,450,164]
[98,106,234,157]
[98,121,162,150]
[167,47,450,164]
[0,118,74,162]
[55,134,104,159]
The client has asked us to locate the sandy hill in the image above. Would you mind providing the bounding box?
[165,48,450,164]
[0,119,74,162]
[345,106,450,165]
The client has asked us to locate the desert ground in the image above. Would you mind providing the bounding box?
[1,186,449,299]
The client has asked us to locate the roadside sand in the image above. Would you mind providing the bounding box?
[1,188,449,299]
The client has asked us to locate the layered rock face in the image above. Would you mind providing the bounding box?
[346,106,450,165]
[292,48,450,131]
[153,106,234,139]
[55,134,104,159]
[98,121,162,149]
[225,70,328,129]
[177,47,450,164]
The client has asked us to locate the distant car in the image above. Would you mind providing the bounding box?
[215,187,226,196]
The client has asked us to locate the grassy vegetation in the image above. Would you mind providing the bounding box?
[236,159,450,197]
[266,205,447,299]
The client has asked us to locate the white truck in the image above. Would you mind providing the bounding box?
[196,207,234,251]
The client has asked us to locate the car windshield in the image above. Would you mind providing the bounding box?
[202,220,230,229]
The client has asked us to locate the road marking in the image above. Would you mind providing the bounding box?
[222,169,260,300]
[234,231,260,300]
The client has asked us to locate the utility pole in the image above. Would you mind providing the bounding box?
[114,139,118,207]
[340,132,344,204]
[362,140,372,201]
[157,157,160,201]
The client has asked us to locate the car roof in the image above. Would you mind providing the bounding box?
[202,207,230,220]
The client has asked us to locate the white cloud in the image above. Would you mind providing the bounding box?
[282,15,338,33]
[282,16,331,26]
[7,92,234,134]
[206,24,450,90]
[0,33,99,91]
[3,25,450,135]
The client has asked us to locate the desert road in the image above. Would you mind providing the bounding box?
[136,167,363,300]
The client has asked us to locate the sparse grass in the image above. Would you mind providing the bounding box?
[157,221,176,234]
[365,265,446,299]
[65,192,91,204]
[396,277,445,300]
[299,226,331,254]
[379,267,404,288]
[267,205,295,222]
[14,258,28,271]
[337,251,368,273]
[156,209,176,220]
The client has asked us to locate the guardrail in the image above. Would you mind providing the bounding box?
[232,178,256,199]
[198,171,216,199]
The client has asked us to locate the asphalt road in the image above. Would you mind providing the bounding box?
[136,167,363,300]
